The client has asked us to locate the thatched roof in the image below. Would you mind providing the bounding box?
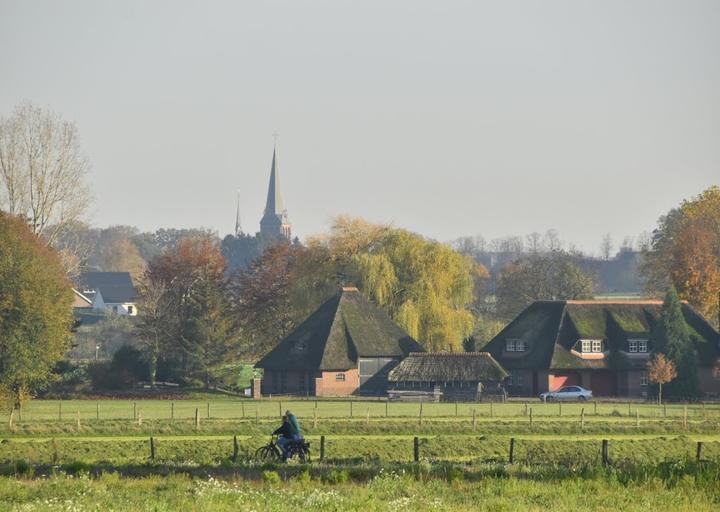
[483,300,720,371]
[388,352,508,382]
[255,287,423,371]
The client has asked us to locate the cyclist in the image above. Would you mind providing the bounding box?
[272,415,294,460]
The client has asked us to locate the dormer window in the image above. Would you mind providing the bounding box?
[506,339,526,352]
[580,339,603,353]
[628,339,648,353]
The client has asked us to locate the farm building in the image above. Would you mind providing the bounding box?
[387,352,509,401]
[255,287,423,397]
[483,300,720,398]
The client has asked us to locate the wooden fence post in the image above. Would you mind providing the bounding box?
[76,409,81,431]
[58,400,62,421]
[207,402,210,419]
[509,437,515,464]
[51,438,58,465]
[279,401,282,419]
[350,400,353,418]
[490,401,494,418]
[195,408,200,429]
[8,410,14,429]
[419,401,423,425]
[133,402,137,420]
[150,437,156,460]
[635,409,639,428]
[320,435,326,462]
[696,441,703,461]
[472,409,477,430]
[313,407,318,428]
[524,403,528,416]
[529,408,533,427]
[137,410,143,426]
[602,439,609,466]
[594,401,597,415]
[96,402,99,421]
[663,404,667,417]
[171,401,174,420]
[413,436,420,462]
[559,402,562,417]
[232,435,239,463]
[455,401,458,417]
[385,400,389,418]
[580,408,585,429]
[241,401,245,419]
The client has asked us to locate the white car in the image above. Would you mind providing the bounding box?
[540,386,593,401]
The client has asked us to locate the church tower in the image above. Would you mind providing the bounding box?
[259,146,291,239]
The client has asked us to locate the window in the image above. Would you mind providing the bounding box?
[127,305,134,315]
[510,373,524,387]
[506,339,526,352]
[640,372,649,386]
[335,373,346,382]
[581,340,602,353]
[112,305,118,313]
[638,340,648,353]
[628,339,648,353]
[629,340,638,353]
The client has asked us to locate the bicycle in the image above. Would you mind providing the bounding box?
[254,435,311,463]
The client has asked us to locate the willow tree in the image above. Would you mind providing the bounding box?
[303,216,481,351]
[0,213,73,410]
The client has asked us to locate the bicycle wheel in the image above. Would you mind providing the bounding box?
[255,445,280,462]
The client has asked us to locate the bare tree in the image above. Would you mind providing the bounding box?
[600,233,614,260]
[0,102,91,245]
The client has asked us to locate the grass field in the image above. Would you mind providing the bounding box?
[2,398,719,510]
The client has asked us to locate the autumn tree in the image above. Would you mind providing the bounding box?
[100,237,147,282]
[0,213,74,410]
[0,102,91,245]
[647,353,677,405]
[228,242,304,359]
[641,186,720,327]
[140,237,238,386]
[495,251,595,319]
[650,286,699,398]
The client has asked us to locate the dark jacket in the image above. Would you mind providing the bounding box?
[287,413,301,436]
[272,421,293,439]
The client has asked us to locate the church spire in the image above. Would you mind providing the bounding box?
[260,137,291,239]
[234,190,242,236]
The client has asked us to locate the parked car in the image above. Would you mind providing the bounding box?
[540,386,593,401]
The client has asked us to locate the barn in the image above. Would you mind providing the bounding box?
[254,287,423,397]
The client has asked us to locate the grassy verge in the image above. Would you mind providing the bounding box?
[0,461,719,511]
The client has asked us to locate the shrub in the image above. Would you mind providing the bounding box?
[322,468,349,484]
[262,470,281,484]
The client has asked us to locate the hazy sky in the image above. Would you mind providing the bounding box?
[1,1,718,254]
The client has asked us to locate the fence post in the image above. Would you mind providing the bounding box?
[241,401,245,419]
[635,409,639,428]
[455,401,458,417]
[559,402,562,417]
[313,407,318,428]
[133,402,137,420]
[232,435,239,463]
[385,400,389,418]
[150,437,156,460]
[350,400,353,418]
[171,401,174,420]
[529,407,533,427]
[320,435,326,462]
[490,401,494,418]
[137,410,143,426]
[683,404,688,429]
[195,408,200,429]
[58,400,62,421]
[96,402,99,421]
[602,439,609,466]
[696,441,703,461]
[581,408,585,429]
[472,409,477,430]
[279,401,282,419]
[8,410,14,429]
[594,401,597,415]
[207,402,210,419]
[524,403,528,416]
[413,436,420,462]
[51,438,58,464]
[509,437,515,464]
[663,404,667,417]
[419,401,423,425]
[76,409,81,431]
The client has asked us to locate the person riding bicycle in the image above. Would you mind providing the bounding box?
[272,415,295,460]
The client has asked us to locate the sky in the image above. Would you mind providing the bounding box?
[1,0,718,255]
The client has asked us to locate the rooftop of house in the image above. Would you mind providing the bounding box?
[388,352,508,382]
[76,272,138,304]
[255,287,424,371]
[483,300,720,371]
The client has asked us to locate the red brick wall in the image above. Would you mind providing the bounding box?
[316,369,359,397]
